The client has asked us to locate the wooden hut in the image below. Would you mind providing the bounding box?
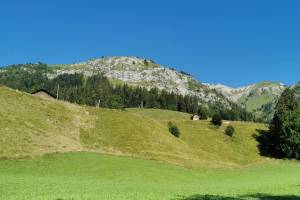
[190,114,200,121]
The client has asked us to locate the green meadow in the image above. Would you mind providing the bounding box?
[1,87,300,199]
[0,153,300,200]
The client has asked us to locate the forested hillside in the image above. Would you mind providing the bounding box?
[0,63,255,122]
[0,57,298,122]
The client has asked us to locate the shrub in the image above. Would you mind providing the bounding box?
[225,125,235,137]
[211,114,222,126]
[197,106,208,120]
[168,122,180,138]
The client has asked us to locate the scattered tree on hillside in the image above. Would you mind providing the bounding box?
[225,125,235,137]
[211,114,222,126]
[197,106,208,120]
[168,122,180,138]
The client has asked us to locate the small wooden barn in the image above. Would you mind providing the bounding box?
[190,114,200,121]
[31,89,56,100]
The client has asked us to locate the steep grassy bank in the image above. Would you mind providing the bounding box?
[0,87,87,158]
[1,86,269,167]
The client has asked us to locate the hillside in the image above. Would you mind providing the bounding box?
[207,81,286,121]
[0,86,270,168]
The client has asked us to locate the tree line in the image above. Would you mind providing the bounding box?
[45,73,255,121]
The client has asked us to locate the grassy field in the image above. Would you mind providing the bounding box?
[0,86,270,168]
[1,86,300,199]
[0,152,299,200]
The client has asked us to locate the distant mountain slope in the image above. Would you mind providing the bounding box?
[205,81,286,121]
[0,86,268,168]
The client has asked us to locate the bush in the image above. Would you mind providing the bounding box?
[211,114,222,126]
[225,125,235,137]
[197,106,208,120]
[168,122,180,138]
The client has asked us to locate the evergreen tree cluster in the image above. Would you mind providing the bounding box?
[267,88,300,159]
[0,63,49,92]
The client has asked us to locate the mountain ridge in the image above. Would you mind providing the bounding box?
[51,56,232,106]
[51,56,291,92]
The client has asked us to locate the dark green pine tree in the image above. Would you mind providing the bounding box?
[269,88,300,158]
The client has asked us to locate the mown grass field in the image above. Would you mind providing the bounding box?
[0,152,300,200]
[1,86,300,199]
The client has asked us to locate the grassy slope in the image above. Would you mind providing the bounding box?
[81,107,270,168]
[243,93,275,112]
[1,86,269,168]
[128,109,268,166]
[236,82,283,119]
[0,152,299,200]
[0,87,88,158]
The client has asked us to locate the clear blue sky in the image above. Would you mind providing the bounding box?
[1,0,299,87]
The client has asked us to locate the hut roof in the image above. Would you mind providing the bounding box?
[31,89,56,99]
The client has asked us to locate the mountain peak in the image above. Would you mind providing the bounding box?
[76,56,159,71]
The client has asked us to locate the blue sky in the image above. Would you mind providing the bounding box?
[0,0,299,87]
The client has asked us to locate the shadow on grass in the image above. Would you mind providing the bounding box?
[172,194,238,200]
[173,193,300,200]
[252,129,279,158]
